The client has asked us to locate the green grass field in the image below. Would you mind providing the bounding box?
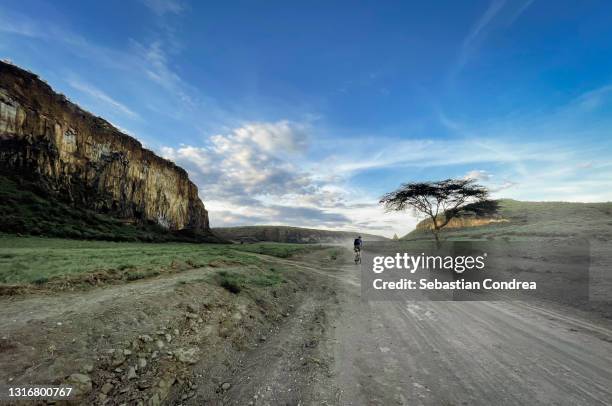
[0,234,323,285]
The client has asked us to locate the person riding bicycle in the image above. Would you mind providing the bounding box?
[353,236,363,252]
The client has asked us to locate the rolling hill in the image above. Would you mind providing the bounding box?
[213,225,388,244]
[403,199,612,241]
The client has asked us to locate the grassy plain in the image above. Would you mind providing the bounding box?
[0,234,323,285]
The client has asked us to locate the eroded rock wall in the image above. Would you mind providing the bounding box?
[415,216,508,231]
[0,61,209,232]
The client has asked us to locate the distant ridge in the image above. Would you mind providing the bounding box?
[213,225,388,244]
[403,199,612,241]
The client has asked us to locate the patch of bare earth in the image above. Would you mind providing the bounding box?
[0,258,336,406]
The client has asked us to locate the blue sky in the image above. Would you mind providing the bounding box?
[2,0,612,237]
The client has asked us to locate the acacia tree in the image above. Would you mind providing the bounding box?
[380,179,489,246]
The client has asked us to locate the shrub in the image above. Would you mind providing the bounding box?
[126,271,146,281]
[217,271,241,294]
[32,276,49,285]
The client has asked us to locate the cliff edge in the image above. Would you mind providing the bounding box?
[0,61,211,236]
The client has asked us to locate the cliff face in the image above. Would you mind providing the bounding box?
[0,61,209,232]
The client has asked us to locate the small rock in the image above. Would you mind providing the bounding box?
[181,391,196,400]
[67,373,92,395]
[151,351,159,359]
[173,329,179,336]
[100,382,113,394]
[148,393,161,406]
[165,333,172,342]
[186,304,198,313]
[138,358,147,369]
[127,366,137,380]
[155,340,165,350]
[81,363,94,373]
[175,348,199,364]
[98,393,107,401]
[139,335,153,343]
[138,381,151,390]
[185,312,198,319]
[221,382,231,391]
[259,336,267,342]
[123,349,132,356]
[111,353,126,367]
[114,368,123,373]
[119,387,129,393]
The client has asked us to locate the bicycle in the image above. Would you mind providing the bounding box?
[354,248,361,264]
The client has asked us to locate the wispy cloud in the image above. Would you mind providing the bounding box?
[452,0,535,76]
[0,7,197,111]
[455,0,507,74]
[462,0,507,52]
[318,137,568,176]
[67,79,139,118]
[573,84,612,111]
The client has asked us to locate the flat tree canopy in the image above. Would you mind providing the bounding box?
[380,179,489,244]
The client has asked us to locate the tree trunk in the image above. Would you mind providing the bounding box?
[432,228,441,249]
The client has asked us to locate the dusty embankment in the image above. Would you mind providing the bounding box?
[0,247,341,405]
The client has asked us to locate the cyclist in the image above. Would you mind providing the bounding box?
[353,236,363,263]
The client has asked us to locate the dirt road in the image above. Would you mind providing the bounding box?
[328,262,612,406]
[187,251,612,405]
[1,249,611,405]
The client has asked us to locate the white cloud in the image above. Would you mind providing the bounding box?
[162,121,314,198]
[67,79,139,118]
[160,121,413,237]
[464,169,492,181]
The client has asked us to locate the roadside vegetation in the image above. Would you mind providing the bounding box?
[0,234,324,286]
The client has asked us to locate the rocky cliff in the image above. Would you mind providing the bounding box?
[0,61,210,234]
[415,216,508,231]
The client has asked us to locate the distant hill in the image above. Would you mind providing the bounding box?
[403,199,612,241]
[213,226,388,244]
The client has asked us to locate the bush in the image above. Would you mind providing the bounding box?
[217,271,241,294]
[126,271,146,281]
[32,276,49,285]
